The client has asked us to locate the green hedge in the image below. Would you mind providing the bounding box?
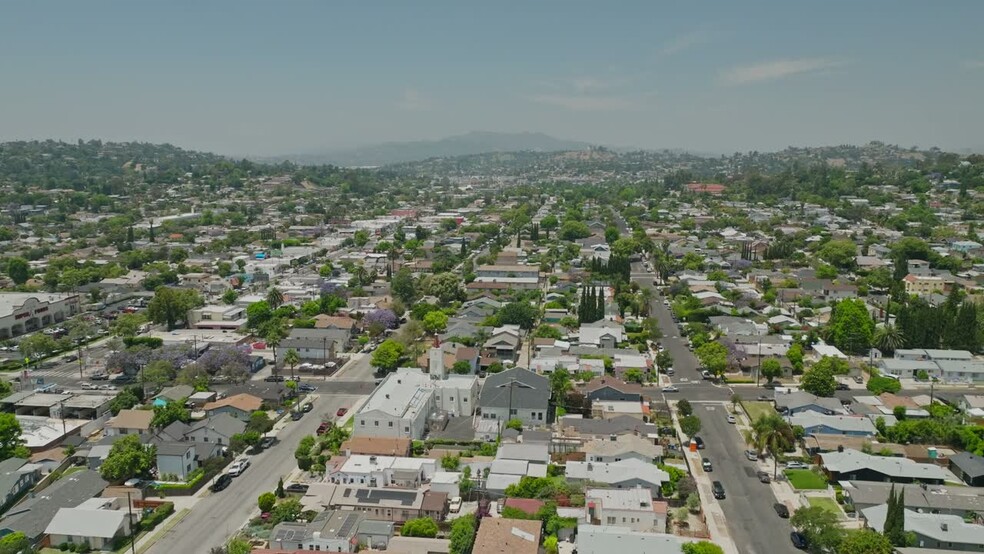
[155,468,204,490]
[123,336,164,349]
[139,502,175,532]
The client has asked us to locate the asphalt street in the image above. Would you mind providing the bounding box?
[638,268,798,553]
[144,392,360,554]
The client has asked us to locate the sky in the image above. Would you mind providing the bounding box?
[2,1,984,156]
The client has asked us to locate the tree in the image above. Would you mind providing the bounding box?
[884,484,908,547]
[283,348,300,380]
[112,312,147,337]
[695,342,728,377]
[677,398,693,417]
[746,414,795,478]
[0,532,31,554]
[246,300,273,330]
[451,360,472,374]
[0,413,30,460]
[266,287,285,309]
[828,298,874,355]
[790,505,843,553]
[441,453,460,471]
[681,542,725,554]
[686,492,702,513]
[426,272,463,305]
[422,311,449,335]
[247,411,274,435]
[459,466,474,497]
[498,302,538,330]
[801,362,837,397]
[838,529,893,554]
[109,388,140,415]
[549,367,572,400]
[142,359,175,389]
[270,498,303,524]
[100,435,156,483]
[624,368,645,384]
[760,358,782,383]
[391,268,417,304]
[680,415,702,437]
[5,257,30,284]
[258,491,277,512]
[544,535,559,554]
[18,333,57,360]
[402,517,439,538]
[505,418,523,431]
[812,355,851,376]
[148,286,203,330]
[787,342,805,372]
[151,401,190,428]
[227,539,251,554]
[818,239,857,269]
[448,515,476,554]
[559,220,590,241]
[371,339,405,373]
[873,324,906,356]
[656,349,674,372]
[276,477,285,498]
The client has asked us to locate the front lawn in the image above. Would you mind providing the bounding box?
[785,469,828,490]
[807,496,842,517]
[741,401,775,423]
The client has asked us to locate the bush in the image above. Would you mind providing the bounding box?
[123,336,164,349]
[139,502,175,532]
[867,375,901,394]
[401,517,439,538]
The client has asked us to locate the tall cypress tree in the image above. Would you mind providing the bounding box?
[579,286,588,323]
[596,287,605,321]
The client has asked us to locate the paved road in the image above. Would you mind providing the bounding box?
[144,392,360,554]
[699,405,800,554]
[638,275,796,553]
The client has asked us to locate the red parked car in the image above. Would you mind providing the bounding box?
[336,408,348,417]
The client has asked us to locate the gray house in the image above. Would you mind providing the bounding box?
[479,368,550,427]
[182,413,245,446]
[0,458,41,513]
[774,391,844,416]
[949,452,984,487]
[155,442,197,481]
[0,469,108,543]
[277,327,350,365]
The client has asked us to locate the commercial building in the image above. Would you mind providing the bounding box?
[0,293,81,340]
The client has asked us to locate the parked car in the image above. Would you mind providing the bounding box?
[258,436,276,450]
[298,384,316,392]
[90,372,108,381]
[745,450,759,461]
[790,531,808,549]
[301,403,313,413]
[81,382,96,390]
[836,382,849,391]
[227,459,250,476]
[291,410,304,421]
[692,436,705,449]
[211,474,233,492]
[63,354,79,363]
[336,407,348,417]
[757,471,771,483]
[854,375,864,384]
[449,496,462,513]
[786,461,808,470]
[774,503,790,518]
[711,481,726,499]
[661,385,680,393]
[726,414,736,424]
[762,381,779,389]
[284,483,309,494]
[264,375,285,382]
[702,458,712,472]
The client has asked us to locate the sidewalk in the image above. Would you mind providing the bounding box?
[668,400,740,554]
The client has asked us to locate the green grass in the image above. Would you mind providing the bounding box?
[808,496,842,517]
[741,401,775,424]
[785,469,828,490]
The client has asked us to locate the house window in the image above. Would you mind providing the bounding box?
[361,420,365,426]
[606,517,615,524]
[510,409,517,415]
[389,422,394,427]
[375,421,379,426]
[449,396,454,401]
[405,426,409,432]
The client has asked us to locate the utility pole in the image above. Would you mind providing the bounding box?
[126,491,137,554]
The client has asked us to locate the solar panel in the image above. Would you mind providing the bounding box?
[337,513,359,536]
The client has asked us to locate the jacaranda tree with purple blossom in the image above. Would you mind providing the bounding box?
[364,309,398,337]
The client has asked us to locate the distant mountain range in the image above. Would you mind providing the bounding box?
[264,131,594,167]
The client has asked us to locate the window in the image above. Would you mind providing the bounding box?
[510,408,517,415]
[361,420,365,426]
[449,396,454,401]
[606,517,616,524]
[375,421,379,426]
[405,426,409,432]
[389,421,394,427]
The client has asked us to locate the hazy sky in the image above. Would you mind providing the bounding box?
[2,1,983,156]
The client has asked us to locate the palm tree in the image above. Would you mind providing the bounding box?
[267,287,285,309]
[873,324,906,356]
[283,348,300,381]
[745,414,795,479]
[264,324,285,376]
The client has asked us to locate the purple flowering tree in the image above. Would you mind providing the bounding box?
[363,309,398,337]
[195,346,252,382]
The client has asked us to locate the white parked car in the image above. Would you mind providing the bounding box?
[449,496,462,513]
[726,414,736,424]
[786,461,809,470]
[661,385,680,393]
[228,459,251,476]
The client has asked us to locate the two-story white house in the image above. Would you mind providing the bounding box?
[585,487,668,532]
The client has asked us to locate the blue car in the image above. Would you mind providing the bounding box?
[790,532,808,549]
